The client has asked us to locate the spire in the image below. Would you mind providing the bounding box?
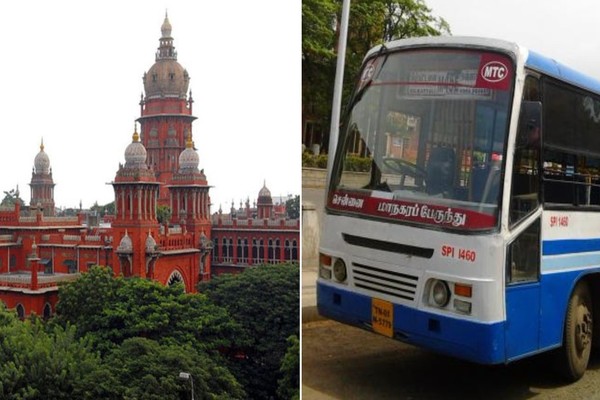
[40,138,44,152]
[185,130,193,149]
[156,12,176,61]
[132,122,140,142]
[161,10,172,38]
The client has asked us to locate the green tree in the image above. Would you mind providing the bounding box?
[0,305,113,399]
[56,266,239,355]
[286,195,300,219]
[90,201,115,216]
[1,187,24,207]
[157,205,172,225]
[302,0,339,130]
[105,337,243,400]
[199,263,300,399]
[55,266,245,398]
[302,0,450,151]
[278,335,300,400]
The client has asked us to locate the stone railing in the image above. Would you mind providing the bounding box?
[0,234,13,242]
[0,272,80,289]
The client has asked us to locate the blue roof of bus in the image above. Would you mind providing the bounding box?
[373,36,600,95]
[525,50,600,94]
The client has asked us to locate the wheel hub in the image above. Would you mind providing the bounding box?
[575,304,592,354]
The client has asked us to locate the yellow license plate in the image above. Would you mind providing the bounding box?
[372,298,393,337]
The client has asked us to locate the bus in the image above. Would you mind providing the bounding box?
[317,36,600,381]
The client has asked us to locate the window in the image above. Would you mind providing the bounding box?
[16,304,25,319]
[510,77,541,226]
[43,303,52,320]
[542,78,600,208]
[507,219,540,283]
[167,271,185,289]
[237,238,247,264]
[253,238,264,264]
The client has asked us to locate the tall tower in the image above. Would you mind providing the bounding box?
[29,140,55,216]
[168,133,213,280]
[138,12,196,206]
[111,126,160,277]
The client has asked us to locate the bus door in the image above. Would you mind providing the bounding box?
[504,97,542,360]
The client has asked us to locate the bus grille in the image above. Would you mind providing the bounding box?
[352,262,418,301]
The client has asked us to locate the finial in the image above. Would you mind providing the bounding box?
[40,138,45,152]
[185,131,194,149]
[132,122,140,142]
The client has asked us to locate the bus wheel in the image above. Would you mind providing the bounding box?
[556,281,593,382]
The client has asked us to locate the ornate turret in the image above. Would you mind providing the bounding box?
[257,180,274,219]
[29,139,55,216]
[143,12,189,100]
[112,125,161,278]
[138,13,197,207]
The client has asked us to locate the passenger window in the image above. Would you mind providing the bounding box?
[507,219,540,284]
[510,96,541,226]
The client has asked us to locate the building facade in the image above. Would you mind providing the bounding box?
[0,14,298,317]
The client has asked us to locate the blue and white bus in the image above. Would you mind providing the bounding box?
[317,36,600,381]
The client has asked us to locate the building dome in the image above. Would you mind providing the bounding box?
[124,128,147,168]
[258,181,272,200]
[145,232,157,253]
[117,231,133,253]
[34,140,50,174]
[144,61,189,99]
[178,134,199,172]
[143,13,189,99]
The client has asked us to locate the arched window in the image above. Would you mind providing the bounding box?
[274,239,281,263]
[291,240,298,262]
[253,238,263,264]
[268,239,275,263]
[237,238,247,264]
[285,239,291,261]
[167,270,185,290]
[227,237,234,263]
[222,237,233,263]
[16,304,25,319]
[212,238,218,262]
[43,303,52,319]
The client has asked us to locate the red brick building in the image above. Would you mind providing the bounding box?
[211,183,299,275]
[0,14,298,318]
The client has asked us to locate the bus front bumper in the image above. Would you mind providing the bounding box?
[317,281,506,365]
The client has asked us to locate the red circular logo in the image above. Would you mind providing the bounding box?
[480,61,508,83]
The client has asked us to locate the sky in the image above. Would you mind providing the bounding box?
[425,0,600,79]
[0,1,300,212]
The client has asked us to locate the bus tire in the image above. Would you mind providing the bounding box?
[555,281,593,382]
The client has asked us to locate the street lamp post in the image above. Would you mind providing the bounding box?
[178,372,195,400]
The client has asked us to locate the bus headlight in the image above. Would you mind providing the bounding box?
[333,258,347,282]
[431,280,450,307]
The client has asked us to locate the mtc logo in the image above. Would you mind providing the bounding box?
[481,61,508,83]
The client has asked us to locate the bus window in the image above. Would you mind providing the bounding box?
[509,100,541,225]
[507,219,540,283]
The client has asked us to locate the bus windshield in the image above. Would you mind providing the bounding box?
[329,48,515,231]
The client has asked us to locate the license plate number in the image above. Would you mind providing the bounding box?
[372,298,393,337]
